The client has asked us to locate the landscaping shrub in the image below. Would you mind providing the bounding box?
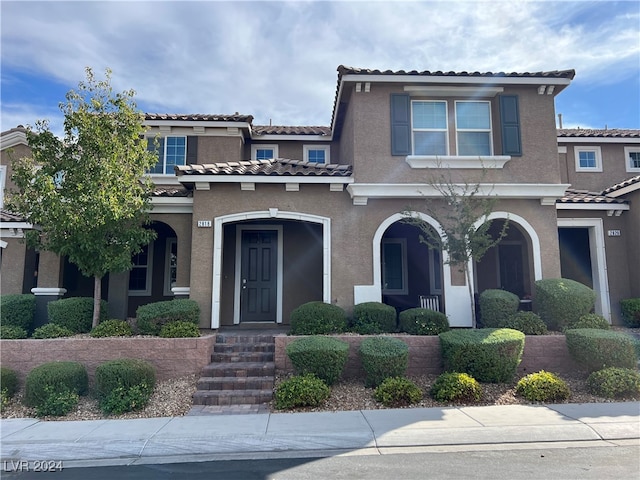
[565,328,637,372]
[100,383,153,415]
[349,302,397,334]
[90,319,133,338]
[0,294,35,332]
[0,325,28,339]
[24,361,88,408]
[34,386,79,417]
[565,313,610,331]
[498,311,548,335]
[515,371,571,402]
[289,301,347,335]
[478,289,520,328]
[286,336,349,385]
[31,323,75,339]
[398,308,450,335]
[439,328,525,383]
[48,297,108,333]
[159,321,200,338]
[1,366,19,398]
[374,377,422,407]
[620,298,640,328]
[534,278,596,331]
[430,372,482,403]
[586,367,640,399]
[274,374,330,409]
[359,336,409,387]
[95,358,156,414]
[136,299,200,335]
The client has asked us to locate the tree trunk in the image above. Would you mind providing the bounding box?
[93,276,102,328]
[464,265,476,328]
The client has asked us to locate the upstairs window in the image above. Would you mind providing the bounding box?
[455,101,492,156]
[303,145,330,163]
[251,144,278,161]
[574,146,602,172]
[625,147,640,172]
[147,136,187,174]
[411,100,448,155]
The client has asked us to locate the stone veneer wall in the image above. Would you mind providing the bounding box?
[275,334,581,378]
[0,335,217,382]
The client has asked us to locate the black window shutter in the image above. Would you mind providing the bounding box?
[186,136,198,165]
[390,94,411,156]
[499,95,522,156]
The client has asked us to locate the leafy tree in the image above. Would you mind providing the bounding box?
[7,68,157,327]
[402,169,508,327]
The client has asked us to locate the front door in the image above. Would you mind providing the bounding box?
[240,230,277,322]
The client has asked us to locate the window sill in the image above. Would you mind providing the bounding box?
[406,155,511,169]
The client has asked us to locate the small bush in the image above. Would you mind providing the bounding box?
[534,278,596,331]
[136,299,200,335]
[289,302,348,335]
[439,328,525,383]
[0,294,36,332]
[0,390,10,412]
[586,367,640,399]
[430,372,482,403]
[398,308,450,335]
[24,361,88,408]
[516,371,571,402]
[31,323,75,339]
[1,367,19,398]
[374,377,422,407]
[286,336,349,385]
[90,319,133,338]
[349,302,397,334]
[48,297,108,334]
[620,298,640,328]
[0,325,28,339]
[479,289,520,328]
[359,337,409,387]
[565,329,637,372]
[274,374,330,409]
[94,358,156,401]
[498,311,548,335]
[100,383,153,415]
[159,321,200,338]
[565,313,610,331]
[34,386,79,417]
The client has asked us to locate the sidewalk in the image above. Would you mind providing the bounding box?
[1,402,638,469]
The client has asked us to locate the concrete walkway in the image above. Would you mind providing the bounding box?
[1,402,638,469]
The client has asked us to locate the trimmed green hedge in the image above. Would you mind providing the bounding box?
[439,328,525,383]
[430,372,482,403]
[620,298,640,328]
[0,325,28,339]
[398,308,450,335]
[586,367,640,399]
[286,336,349,385]
[359,336,409,387]
[349,302,397,334]
[159,321,200,338]
[289,302,347,335]
[31,323,74,339]
[374,377,422,407]
[90,319,133,338]
[1,294,36,332]
[479,289,520,328]
[48,297,108,333]
[136,299,200,335]
[0,366,19,398]
[534,278,596,331]
[24,361,88,408]
[94,358,156,414]
[498,311,548,335]
[565,329,637,372]
[274,374,330,409]
[565,313,610,331]
[515,370,570,402]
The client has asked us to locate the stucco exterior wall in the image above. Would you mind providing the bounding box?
[198,135,243,163]
[1,238,29,294]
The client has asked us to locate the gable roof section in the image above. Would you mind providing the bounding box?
[601,175,640,198]
[175,158,352,177]
[558,128,640,139]
[1,126,28,150]
[252,126,331,136]
[556,187,629,214]
[145,113,254,123]
[337,66,576,81]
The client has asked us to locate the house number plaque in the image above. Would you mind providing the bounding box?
[197,220,212,228]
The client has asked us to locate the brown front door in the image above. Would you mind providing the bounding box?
[240,230,277,322]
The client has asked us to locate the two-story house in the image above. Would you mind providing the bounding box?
[1,66,637,327]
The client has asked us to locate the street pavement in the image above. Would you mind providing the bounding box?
[1,402,638,470]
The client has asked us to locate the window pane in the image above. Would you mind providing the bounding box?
[456,102,490,129]
[458,132,491,156]
[630,152,640,169]
[164,137,186,174]
[147,137,164,174]
[256,149,274,160]
[413,101,446,129]
[308,149,325,163]
[579,151,596,168]
[129,268,147,291]
[414,131,447,155]
[383,243,404,290]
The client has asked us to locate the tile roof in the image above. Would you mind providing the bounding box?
[601,175,640,195]
[557,189,627,205]
[337,65,576,80]
[0,210,27,223]
[152,186,192,197]
[557,128,640,138]
[253,125,331,136]
[145,113,254,123]
[175,158,352,177]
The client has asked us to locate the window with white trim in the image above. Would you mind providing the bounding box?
[251,144,279,161]
[382,238,408,295]
[624,147,640,172]
[412,100,448,155]
[147,136,187,174]
[574,146,602,172]
[455,101,492,156]
[303,145,330,163]
[164,238,177,296]
[129,243,153,296]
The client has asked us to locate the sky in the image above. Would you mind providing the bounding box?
[1,0,639,137]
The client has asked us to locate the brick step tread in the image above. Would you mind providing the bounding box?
[202,362,275,377]
[216,335,275,344]
[192,390,273,406]
[211,352,274,363]
[197,377,274,391]
[213,343,275,353]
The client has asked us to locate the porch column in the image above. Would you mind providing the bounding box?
[31,250,65,329]
[108,271,129,320]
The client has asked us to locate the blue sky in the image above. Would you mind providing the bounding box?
[1,0,639,136]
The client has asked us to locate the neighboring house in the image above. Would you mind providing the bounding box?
[1,66,638,327]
